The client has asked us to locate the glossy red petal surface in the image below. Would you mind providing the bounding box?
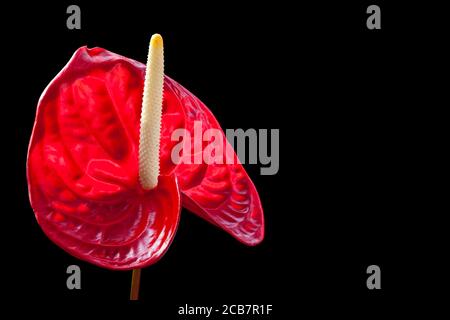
[165,78,265,246]
[27,47,182,270]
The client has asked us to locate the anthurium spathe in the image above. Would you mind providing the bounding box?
[27,34,264,272]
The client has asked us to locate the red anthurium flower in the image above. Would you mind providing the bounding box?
[27,35,264,271]
[27,39,182,270]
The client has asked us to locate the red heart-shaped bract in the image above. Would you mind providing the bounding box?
[27,47,182,270]
[28,47,264,271]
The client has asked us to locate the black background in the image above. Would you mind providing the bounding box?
[5,0,445,316]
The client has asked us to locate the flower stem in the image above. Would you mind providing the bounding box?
[130,268,141,300]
